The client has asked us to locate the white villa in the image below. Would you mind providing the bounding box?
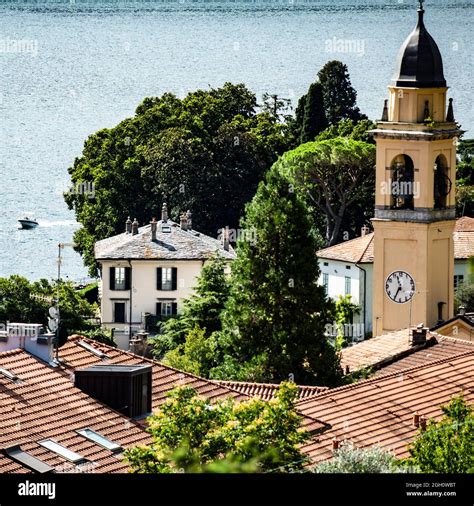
[317,217,474,336]
[95,205,235,349]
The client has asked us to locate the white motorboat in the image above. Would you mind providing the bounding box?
[18,216,39,229]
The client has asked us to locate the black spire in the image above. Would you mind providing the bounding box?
[392,3,446,88]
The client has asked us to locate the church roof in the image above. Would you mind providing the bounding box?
[317,217,474,263]
[392,7,446,88]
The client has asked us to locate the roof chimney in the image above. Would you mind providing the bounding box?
[222,226,230,251]
[185,210,192,230]
[458,306,466,316]
[131,218,139,236]
[413,412,421,428]
[75,364,152,418]
[361,225,370,237]
[161,203,168,223]
[411,324,428,346]
[419,416,427,431]
[125,216,132,234]
[180,213,188,231]
[150,217,157,241]
[332,439,341,451]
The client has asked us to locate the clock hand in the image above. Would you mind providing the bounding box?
[394,287,401,300]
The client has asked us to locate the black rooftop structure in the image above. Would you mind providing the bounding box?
[392,4,446,88]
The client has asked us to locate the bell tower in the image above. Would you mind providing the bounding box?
[371,2,463,335]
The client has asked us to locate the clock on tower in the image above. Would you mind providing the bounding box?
[371,2,463,335]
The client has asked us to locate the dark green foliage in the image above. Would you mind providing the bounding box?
[456,138,474,217]
[124,382,309,473]
[299,82,328,144]
[317,60,366,125]
[211,167,342,386]
[279,137,376,246]
[404,395,474,473]
[0,276,97,337]
[65,84,290,276]
[153,255,230,362]
[316,118,376,144]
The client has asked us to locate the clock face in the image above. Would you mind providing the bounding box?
[385,271,415,304]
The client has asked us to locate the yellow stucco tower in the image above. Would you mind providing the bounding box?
[371,2,463,335]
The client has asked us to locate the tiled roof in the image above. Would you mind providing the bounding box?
[297,351,474,464]
[212,381,328,401]
[95,220,236,261]
[317,233,374,264]
[62,336,246,407]
[317,217,473,263]
[61,337,327,434]
[0,349,151,474]
[340,329,474,374]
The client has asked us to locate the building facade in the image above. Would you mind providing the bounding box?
[95,206,235,349]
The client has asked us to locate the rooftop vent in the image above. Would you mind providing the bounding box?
[0,367,21,383]
[75,364,152,418]
[76,340,110,360]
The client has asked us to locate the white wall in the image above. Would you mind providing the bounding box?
[100,259,204,342]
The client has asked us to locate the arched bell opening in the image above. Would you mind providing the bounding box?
[390,155,415,210]
[433,155,451,209]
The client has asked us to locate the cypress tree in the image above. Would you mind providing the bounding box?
[215,167,342,386]
[300,82,328,144]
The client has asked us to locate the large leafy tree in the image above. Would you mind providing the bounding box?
[65,83,290,276]
[124,382,308,473]
[211,167,341,386]
[279,137,375,246]
[295,82,328,144]
[456,138,474,217]
[404,395,474,473]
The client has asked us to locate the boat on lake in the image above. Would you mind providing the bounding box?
[18,215,39,229]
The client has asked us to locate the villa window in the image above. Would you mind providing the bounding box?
[156,302,177,317]
[323,273,329,295]
[113,302,126,323]
[345,276,351,296]
[109,267,130,291]
[157,267,177,291]
[454,275,464,291]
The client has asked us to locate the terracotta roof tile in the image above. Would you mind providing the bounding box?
[0,349,151,474]
[212,381,328,401]
[341,329,474,374]
[317,218,473,263]
[297,351,474,464]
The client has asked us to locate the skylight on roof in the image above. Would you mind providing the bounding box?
[77,428,122,452]
[38,440,85,463]
[161,225,171,233]
[4,445,54,474]
[77,340,110,360]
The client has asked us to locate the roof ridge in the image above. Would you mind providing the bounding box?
[356,233,375,264]
[0,348,24,357]
[213,380,326,390]
[297,348,474,407]
[317,232,373,254]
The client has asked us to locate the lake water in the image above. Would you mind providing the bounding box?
[0,0,473,281]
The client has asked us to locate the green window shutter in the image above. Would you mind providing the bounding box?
[157,267,162,290]
[109,267,116,290]
[171,302,178,315]
[156,302,162,316]
[171,268,178,291]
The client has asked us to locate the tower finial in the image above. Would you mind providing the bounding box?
[418,0,424,10]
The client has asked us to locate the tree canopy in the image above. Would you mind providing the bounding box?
[65,83,290,276]
[124,382,308,473]
[211,167,341,386]
[404,394,474,473]
[278,137,376,246]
